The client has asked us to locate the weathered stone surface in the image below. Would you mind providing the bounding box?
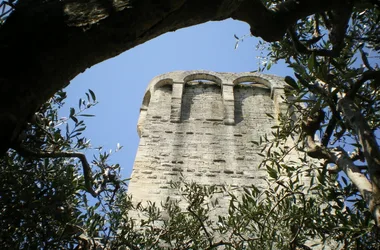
[128,70,291,206]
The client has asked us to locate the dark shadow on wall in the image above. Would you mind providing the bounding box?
[142,90,151,109]
[180,83,223,122]
[234,85,252,125]
[234,84,271,125]
[151,85,173,118]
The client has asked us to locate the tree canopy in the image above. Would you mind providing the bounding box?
[0,0,368,152]
[1,0,380,249]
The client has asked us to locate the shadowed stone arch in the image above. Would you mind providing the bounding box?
[183,72,222,85]
[233,75,271,88]
[137,78,173,137]
[153,79,173,91]
[141,90,151,109]
[137,90,151,137]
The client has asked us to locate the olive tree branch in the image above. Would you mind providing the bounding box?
[295,73,340,119]
[320,12,332,30]
[321,116,337,146]
[148,228,169,250]
[205,240,234,250]
[260,191,305,242]
[338,96,380,191]
[347,70,380,98]
[313,13,321,38]
[301,106,380,225]
[327,5,352,55]
[289,194,306,250]
[187,205,213,247]
[359,46,374,71]
[12,144,103,197]
[287,3,351,57]
[288,27,337,57]
[295,73,347,145]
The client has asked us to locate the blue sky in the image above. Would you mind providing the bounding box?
[64,19,294,180]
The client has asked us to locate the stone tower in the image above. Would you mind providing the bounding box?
[128,70,291,205]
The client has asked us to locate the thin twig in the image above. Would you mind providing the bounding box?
[359,46,374,71]
[187,206,213,247]
[313,14,321,38]
[321,116,337,146]
[205,240,234,250]
[347,70,380,98]
[13,144,99,197]
[289,193,306,249]
[287,28,337,57]
[260,191,305,241]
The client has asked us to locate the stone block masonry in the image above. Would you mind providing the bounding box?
[127,71,341,249]
[129,70,293,207]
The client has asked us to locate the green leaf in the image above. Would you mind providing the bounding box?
[78,114,95,117]
[89,89,96,101]
[71,116,78,123]
[316,62,328,81]
[307,53,316,72]
[267,166,278,179]
[74,126,86,132]
[70,107,75,117]
[266,62,272,70]
[284,76,299,90]
[289,63,306,75]
[70,132,82,138]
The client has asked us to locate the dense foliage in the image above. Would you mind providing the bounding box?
[0,89,378,249]
[259,0,380,225]
[0,91,128,249]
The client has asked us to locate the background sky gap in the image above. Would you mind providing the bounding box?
[64,19,294,180]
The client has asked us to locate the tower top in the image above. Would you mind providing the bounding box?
[130,69,292,205]
[137,70,288,136]
[143,70,286,99]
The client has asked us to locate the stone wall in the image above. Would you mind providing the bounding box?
[128,70,291,205]
[127,71,342,249]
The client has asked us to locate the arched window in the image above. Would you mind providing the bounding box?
[183,73,222,85]
[141,90,151,110]
[233,77,272,125]
[181,74,223,122]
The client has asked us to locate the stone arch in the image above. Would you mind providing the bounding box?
[233,76,273,125]
[138,78,173,137]
[233,75,271,89]
[179,72,223,122]
[183,72,222,85]
[138,71,286,130]
[141,90,151,110]
[141,78,174,115]
[152,78,173,92]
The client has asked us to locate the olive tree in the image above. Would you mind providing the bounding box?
[1,0,380,249]
[260,0,380,224]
